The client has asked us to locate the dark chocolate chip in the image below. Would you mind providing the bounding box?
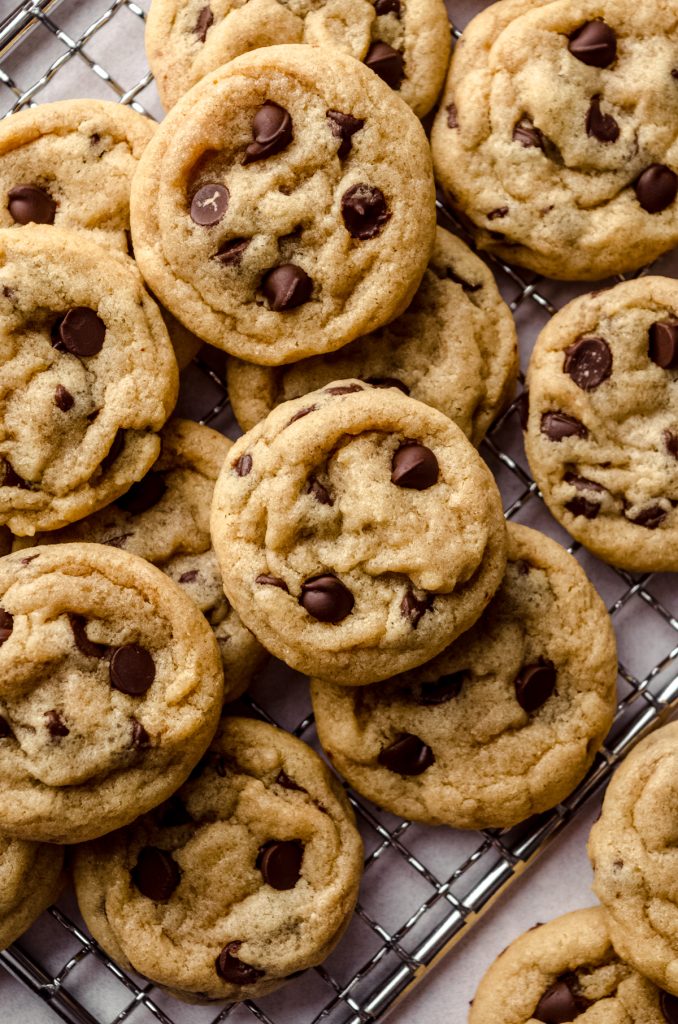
[515,661,557,713]
[257,840,303,890]
[58,307,106,356]
[518,389,530,430]
[418,672,464,705]
[626,505,667,529]
[100,428,125,472]
[214,238,250,265]
[299,575,354,623]
[374,0,400,14]
[364,41,404,89]
[365,376,410,394]
[513,117,544,149]
[585,95,619,143]
[1,462,29,488]
[665,431,678,458]
[45,709,69,738]
[540,411,588,441]
[8,184,56,225]
[54,384,74,411]
[401,589,433,627]
[276,768,306,792]
[307,479,333,505]
[635,165,678,214]
[325,383,364,395]
[378,733,434,775]
[568,20,617,67]
[0,717,11,739]
[116,473,166,515]
[131,846,180,901]
[391,441,439,489]
[69,614,108,659]
[235,454,252,476]
[446,103,458,129]
[178,569,199,584]
[286,405,317,426]
[487,207,508,222]
[194,5,213,41]
[130,717,150,749]
[20,554,39,565]
[564,495,600,519]
[563,337,612,390]
[256,573,289,591]
[215,942,264,985]
[190,183,229,226]
[649,321,678,369]
[326,110,365,159]
[673,69,678,80]
[341,184,390,240]
[0,608,13,645]
[660,990,678,1024]
[534,976,589,1022]
[110,644,156,696]
[243,102,293,164]
[262,264,312,311]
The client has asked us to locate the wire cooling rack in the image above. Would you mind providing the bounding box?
[1,2,678,1022]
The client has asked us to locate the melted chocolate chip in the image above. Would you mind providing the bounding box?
[635,165,678,214]
[110,644,156,696]
[418,672,464,705]
[487,207,508,220]
[540,411,588,441]
[190,183,229,226]
[0,608,13,645]
[100,429,125,472]
[534,975,589,1022]
[401,589,433,627]
[276,768,306,792]
[262,264,312,311]
[214,238,250,265]
[515,661,557,713]
[446,103,458,129]
[194,5,213,41]
[286,405,317,426]
[649,321,678,369]
[256,574,289,591]
[326,110,365,159]
[626,505,667,529]
[1,462,29,488]
[299,575,354,623]
[586,95,619,143]
[365,376,410,393]
[325,383,364,395]
[0,717,11,739]
[131,847,180,901]
[235,454,252,476]
[563,337,612,390]
[513,117,544,149]
[257,840,303,889]
[130,717,150,749]
[69,614,108,659]
[178,569,199,583]
[660,990,678,1024]
[243,102,293,164]
[45,709,69,738]
[391,441,439,489]
[564,495,601,519]
[341,184,390,240]
[378,733,434,775]
[56,307,106,356]
[364,41,404,89]
[374,0,400,13]
[116,473,166,515]
[307,478,333,505]
[568,20,617,67]
[665,431,678,458]
[215,942,264,985]
[8,184,56,225]
[54,384,74,411]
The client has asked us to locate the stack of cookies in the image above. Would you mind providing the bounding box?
[0,0,676,1012]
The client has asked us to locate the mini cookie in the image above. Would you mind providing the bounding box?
[311,523,617,828]
[0,227,178,536]
[469,907,677,1023]
[589,722,678,997]
[0,837,65,949]
[146,0,450,118]
[17,420,266,701]
[0,100,154,253]
[227,226,518,445]
[524,277,678,573]
[211,381,507,686]
[0,543,224,843]
[73,717,363,1001]
[431,0,678,280]
[130,44,436,366]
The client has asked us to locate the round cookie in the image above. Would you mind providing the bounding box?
[589,722,678,997]
[469,907,676,1023]
[311,523,617,828]
[0,542,224,844]
[0,837,65,949]
[431,0,678,280]
[17,420,266,701]
[145,0,450,118]
[0,227,179,536]
[0,99,154,253]
[130,44,437,366]
[524,277,678,573]
[211,380,507,686]
[227,226,518,445]
[73,716,363,1002]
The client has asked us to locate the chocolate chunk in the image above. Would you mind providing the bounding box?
[1,462,29,488]
[45,709,69,738]
[194,5,213,41]
[418,672,464,705]
[243,102,293,164]
[564,473,602,519]
[534,976,589,1022]
[374,0,400,14]
[325,383,363,395]
[131,847,180,901]
[446,103,458,129]
[364,41,404,89]
[0,717,11,739]
[585,95,619,143]
[116,473,166,515]
[100,428,124,472]
[262,263,312,311]
[235,454,252,476]
[214,238,249,265]
[513,117,544,149]
[178,569,199,583]
[540,412,588,441]
[110,644,156,695]
[69,614,107,659]
[215,942,264,985]
[660,991,678,1024]
[190,183,229,226]
[665,431,678,458]
[8,184,56,225]
[649,321,678,369]
[563,337,612,390]
[401,589,433,627]
[257,840,303,890]
[299,575,354,623]
[378,733,434,775]
[256,574,289,591]
[635,165,678,214]
[57,307,106,356]
[487,206,508,220]
[515,661,557,713]
[326,110,365,159]
[307,479,333,505]
[391,441,439,489]
[0,608,13,645]
[54,384,74,411]
[341,184,390,240]
[130,717,150,749]
[276,768,306,792]
[626,505,667,529]
[286,405,317,426]
[568,20,616,67]
[365,376,410,394]
[518,390,529,430]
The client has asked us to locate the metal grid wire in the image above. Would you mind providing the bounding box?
[0,2,677,1022]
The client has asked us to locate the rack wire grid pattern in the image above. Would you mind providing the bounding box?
[1,1,677,1022]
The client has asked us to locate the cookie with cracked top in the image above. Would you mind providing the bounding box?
[130,44,436,366]
[524,276,678,572]
[431,0,678,279]
[73,716,363,1001]
[0,836,65,949]
[210,380,507,686]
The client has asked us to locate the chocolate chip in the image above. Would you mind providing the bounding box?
[194,5,213,41]
[649,321,678,369]
[0,608,13,645]
[299,575,354,623]
[660,990,678,1024]
[276,768,306,792]
[214,238,250,265]
[513,117,544,149]
[54,384,74,411]
[518,390,529,430]
[57,307,106,356]
[69,614,108,659]
[325,383,364,395]
[8,184,56,225]
[418,672,464,705]
[116,473,166,515]
[100,428,125,472]
[110,644,156,695]
[178,569,199,584]
[235,454,252,476]
[106,533,133,549]
[307,479,333,505]
[563,337,612,390]
[487,207,508,220]
[131,847,180,901]
[215,942,264,985]
[262,263,312,311]
[568,20,617,67]
[665,431,678,458]
[0,717,11,739]
[190,183,229,226]
[515,661,556,713]
[256,574,289,591]
[45,709,69,738]
[378,733,434,775]
[635,165,678,214]
[1,462,29,488]
[364,41,404,89]
[326,110,365,159]
[341,184,390,240]
[257,840,303,889]
[626,505,667,529]
[446,103,458,129]
[286,405,317,426]
[586,95,619,143]
[243,102,293,164]
[534,976,589,1022]
[365,376,410,393]
[540,412,588,441]
[19,554,39,565]
[401,589,433,627]
[391,441,439,489]
[563,470,605,518]
[374,0,400,14]
[130,717,150,749]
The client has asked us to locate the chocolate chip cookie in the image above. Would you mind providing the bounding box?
[211,380,507,685]
[0,227,179,536]
[589,722,678,997]
[0,542,224,843]
[227,226,518,445]
[0,836,65,949]
[130,44,436,365]
[73,716,363,1001]
[146,0,450,118]
[470,907,676,1024]
[431,0,678,280]
[311,523,617,828]
[17,420,265,701]
[524,277,678,572]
